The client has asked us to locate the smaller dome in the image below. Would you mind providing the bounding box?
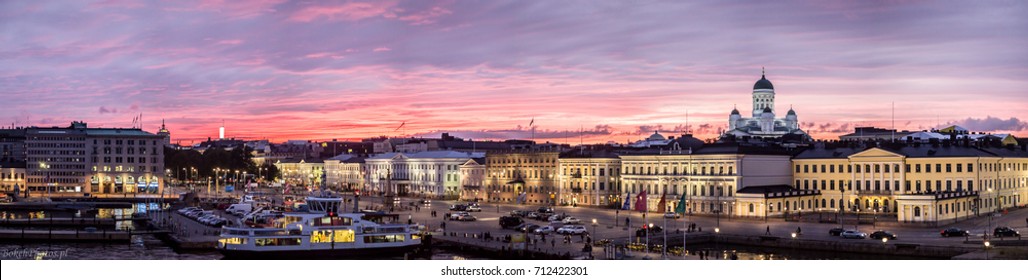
[646,131,666,141]
[762,107,773,113]
[787,108,796,115]
[730,108,740,115]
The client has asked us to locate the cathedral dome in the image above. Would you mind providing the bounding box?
[753,74,774,90]
[763,107,773,113]
[787,108,796,115]
[730,108,740,115]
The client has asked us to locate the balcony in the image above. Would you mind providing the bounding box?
[570,172,582,179]
[570,187,583,194]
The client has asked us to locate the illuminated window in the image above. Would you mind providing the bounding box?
[311,230,355,243]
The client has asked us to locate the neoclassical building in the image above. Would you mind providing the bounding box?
[459,158,486,201]
[365,151,483,199]
[791,144,1028,224]
[323,154,365,192]
[722,70,809,140]
[620,144,796,215]
[558,150,621,207]
[485,148,563,205]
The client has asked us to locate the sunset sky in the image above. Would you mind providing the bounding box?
[3,0,1027,145]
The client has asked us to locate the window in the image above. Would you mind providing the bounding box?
[310,229,355,243]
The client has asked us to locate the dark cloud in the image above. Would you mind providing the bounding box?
[416,124,614,141]
[946,116,1028,132]
[99,106,117,114]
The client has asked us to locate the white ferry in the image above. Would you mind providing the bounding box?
[217,194,422,259]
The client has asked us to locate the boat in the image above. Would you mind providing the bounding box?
[217,192,423,259]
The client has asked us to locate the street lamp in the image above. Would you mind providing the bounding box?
[591,218,597,239]
[984,240,992,260]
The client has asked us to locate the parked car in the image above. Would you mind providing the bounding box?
[993,227,1020,237]
[500,216,525,229]
[419,199,432,206]
[520,224,541,233]
[535,226,556,234]
[940,228,970,237]
[537,207,554,214]
[510,210,529,217]
[453,212,477,221]
[635,225,663,237]
[562,217,582,224]
[869,231,897,240]
[663,212,681,219]
[548,214,568,222]
[557,225,588,235]
[828,227,845,236]
[466,205,482,212]
[449,204,468,211]
[840,230,867,239]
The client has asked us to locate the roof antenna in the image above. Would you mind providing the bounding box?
[761,66,766,77]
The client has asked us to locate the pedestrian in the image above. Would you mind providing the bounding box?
[797,227,802,235]
[551,239,555,248]
[766,225,771,235]
[626,217,630,226]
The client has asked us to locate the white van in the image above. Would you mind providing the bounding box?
[226,204,253,216]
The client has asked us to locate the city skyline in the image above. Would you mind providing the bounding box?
[3,0,1027,144]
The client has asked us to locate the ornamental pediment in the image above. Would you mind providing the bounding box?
[848,147,904,160]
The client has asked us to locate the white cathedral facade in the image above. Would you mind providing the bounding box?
[721,70,809,140]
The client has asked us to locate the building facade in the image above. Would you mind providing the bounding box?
[365,151,482,199]
[557,151,621,207]
[275,158,324,187]
[459,158,486,201]
[1,164,26,193]
[485,149,562,205]
[5,122,168,197]
[792,144,1028,224]
[619,145,795,215]
[323,154,365,192]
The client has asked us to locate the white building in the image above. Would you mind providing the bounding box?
[459,158,486,201]
[365,151,484,199]
[722,70,809,140]
[323,154,365,192]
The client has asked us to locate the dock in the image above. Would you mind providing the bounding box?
[0,228,131,242]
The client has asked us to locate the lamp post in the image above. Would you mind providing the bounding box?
[984,240,991,260]
[591,218,597,241]
[662,215,668,259]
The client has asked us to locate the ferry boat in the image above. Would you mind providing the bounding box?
[217,193,422,259]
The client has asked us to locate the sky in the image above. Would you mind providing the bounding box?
[2,0,1027,145]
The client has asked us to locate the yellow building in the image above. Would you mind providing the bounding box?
[275,158,324,187]
[558,151,621,207]
[620,144,795,214]
[792,144,1028,224]
[485,148,563,205]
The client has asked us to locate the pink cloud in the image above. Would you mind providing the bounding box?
[372,47,391,52]
[398,6,452,25]
[288,1,399,22]
[216,39,244,45]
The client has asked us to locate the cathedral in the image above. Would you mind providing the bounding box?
[721,70,809,140]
